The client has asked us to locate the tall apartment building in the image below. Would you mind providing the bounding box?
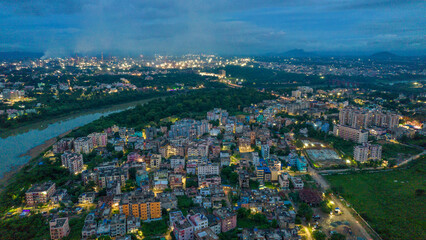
[213,208,237,233]
[52,138,74,154]
[198,163,220,176]
[50,217,70,240]
[339,107,400,130]
[88,132,108,148]
[291,90,302,99]
[188,213,209,231]
[61,151,84,174]
[239,171,250,189]
[120,192,162,221]
[173,216,194,240]
[353,143,382,162]
[81,213,97,239]
[110,214,126,237]
[261,144,270,159]
[171,156,186,169]
[207,108,229,125]
[168,119,210,139]
[26,181,56,206]
[188,144,209,157]
[98,168,128,189]
[333,124,368,143]
[74,137,94,154]
[150,153,162,169]
[279,172,290,189]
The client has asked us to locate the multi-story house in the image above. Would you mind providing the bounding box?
[25,181,56,206]
[61,151,84,174]
[188,213,209,231]
[213,208,237,233]
[110,214,126,237]
[354,143,382,162]
[120,192,162,221]
[198,163,219,176]
[50,217,70,240]
[74,137,94,154]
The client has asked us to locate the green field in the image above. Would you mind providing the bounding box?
[380,143,422,160]
[326,158,426,240]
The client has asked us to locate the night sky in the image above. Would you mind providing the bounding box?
[0,0,424,56]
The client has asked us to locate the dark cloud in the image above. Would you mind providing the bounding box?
[0,0,424,56]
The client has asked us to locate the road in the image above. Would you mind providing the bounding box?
[307,165,375,240]
[396,150,425,167]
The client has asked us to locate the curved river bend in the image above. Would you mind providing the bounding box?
[0,97,157,179]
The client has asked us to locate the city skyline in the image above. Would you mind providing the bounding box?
[0,0,425,57]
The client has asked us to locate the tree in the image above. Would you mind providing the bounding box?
[320,200,333,214]
[313,230,327,240]
[415,189,424,197]
[330,233,346,240]
[298,203,313,222]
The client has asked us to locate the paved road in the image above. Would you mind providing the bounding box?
[307,165,375,240]
[396,150,425,167]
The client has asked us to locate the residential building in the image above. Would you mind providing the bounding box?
[173,216,194,240]
[290,177,304,190]
[198,163,219,176]
[150,153,162,169]
[239,171,250,189]
[261,144,270,159]
[333,124,368,143]
[188,213,209,231]
[88,132,108,148]
[53,138,74,154]
[120,192,162,221]
[25,181,56,206]
[354,143,382,162]
[213,208,237,232]
[110,214,126,237]
[126,216,141,233]
[74,137,94,154]
[82,213,97,239]
[50,217,70,240]
[206,214,221,235]
[61,151,84,174]
[171,156,186,169]
[279,173,290,189]
[79,192,96,204]
[194,227,219,240]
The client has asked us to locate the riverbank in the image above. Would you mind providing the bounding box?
[0,95,166,190]
[0,129,74,190]
[0,93,169,138]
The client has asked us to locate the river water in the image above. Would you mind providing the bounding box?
[0,97,157,178]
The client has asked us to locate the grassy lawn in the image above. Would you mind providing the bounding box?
[380,143,422,160]
[325,158,426,240]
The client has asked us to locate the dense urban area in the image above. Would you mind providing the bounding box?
[0,54,425,240]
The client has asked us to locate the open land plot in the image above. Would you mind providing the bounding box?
[306,149,343,168]
[325,158,426,240]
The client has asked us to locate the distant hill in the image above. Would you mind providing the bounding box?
[264,49,317,57]
[0,51,43,60]
[370,51,399,59]
[283,49,317,57]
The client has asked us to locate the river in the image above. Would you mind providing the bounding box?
[0,97,159,179]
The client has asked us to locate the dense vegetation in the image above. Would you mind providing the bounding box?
[0,71,212,130]
[326,158,426,240]
[0,214,50,239]
[224,65,325,89]
[236,208,278,229]
[70,87,276,137]
[0,90,165,130]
